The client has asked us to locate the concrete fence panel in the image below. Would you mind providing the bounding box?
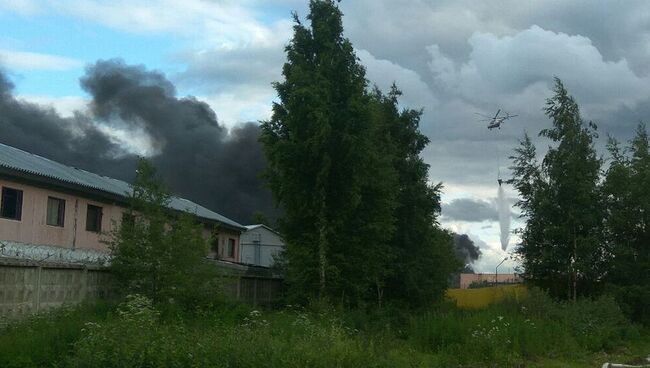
[0,259,114,320]
[0,258,284,320]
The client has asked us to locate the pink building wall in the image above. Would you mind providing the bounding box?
[207,229,240,263]
[0,178,240,259]
[0,178,123,251]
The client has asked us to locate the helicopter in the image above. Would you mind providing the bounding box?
[475,109,517,130]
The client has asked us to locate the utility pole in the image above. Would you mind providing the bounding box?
[495,257,508,285]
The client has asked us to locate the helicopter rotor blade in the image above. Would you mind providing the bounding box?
[493,109,501,119]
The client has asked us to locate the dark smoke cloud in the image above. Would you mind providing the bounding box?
[453,233,482,272]
[0,60,276,224]
[0,69,136,179]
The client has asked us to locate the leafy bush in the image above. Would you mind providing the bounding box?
[607,284,650,327]
[468,280,491,289]
[107,159,222,309]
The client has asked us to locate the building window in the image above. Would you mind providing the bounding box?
[46,197,65,227]
[86,204,103,232]
[0,187,23,220]
[228,238,236,258]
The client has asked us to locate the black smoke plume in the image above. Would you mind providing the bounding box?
[453,233,482,273]
[0,60,276,224]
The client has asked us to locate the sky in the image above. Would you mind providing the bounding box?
[2,0,650,272]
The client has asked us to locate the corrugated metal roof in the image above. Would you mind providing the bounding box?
[244,224,281,235]
[245,224,264,230]
[0,142,244,230]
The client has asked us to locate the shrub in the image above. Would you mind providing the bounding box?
[107,159,222,309]
[468,280,491,289]
[607,284,650,327]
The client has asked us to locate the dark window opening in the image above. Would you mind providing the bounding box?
[211,237,220,258]
[228,238,236,258]
[86,204,103,232]
[46,197,65,227]
[1,187,23,220]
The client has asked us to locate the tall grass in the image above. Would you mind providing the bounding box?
[408,289,643,366]
[0,289,647,368]
[0,302,114,368]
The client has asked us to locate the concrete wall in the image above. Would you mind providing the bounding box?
[459,273,522,289]
[240,226,284,267]
[0,178,124,252]
[0,259,113,319]
[219,276,283,306]
[0,259,282,320]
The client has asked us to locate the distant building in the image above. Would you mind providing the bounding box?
[459,273,522,289]
[0,143,245,264]
[239,224,284,267]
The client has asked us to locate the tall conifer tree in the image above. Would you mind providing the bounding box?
[260,0,396,303]
[262,1,458,305]
[370,86,458,304]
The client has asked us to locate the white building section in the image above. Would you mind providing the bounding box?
[239,224,284,267]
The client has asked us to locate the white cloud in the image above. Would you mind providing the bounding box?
[39,0,292,51]
[17,95,88,117]
[197,85,274,128]
[442,217,520,273]
[0,50,82,71]
[175,41,287,93]
[472,235,518,274]
[427,26,650,112]
[0,0,40,15]
[357,49,438,110]
[96,125,155,156]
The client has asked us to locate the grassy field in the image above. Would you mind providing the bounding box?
[446,284,528,309]
[0,289,648,367]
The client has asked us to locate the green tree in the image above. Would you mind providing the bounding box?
[508,133,551,291]
[603,123,650,324]
[108,158,216,306]
[370,86,459,305]
[260,0,397,304]
[509,78,604,300]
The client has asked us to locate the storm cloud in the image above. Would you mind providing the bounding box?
[442,198,498,222]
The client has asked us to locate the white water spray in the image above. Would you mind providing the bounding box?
[498,184,510,251]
